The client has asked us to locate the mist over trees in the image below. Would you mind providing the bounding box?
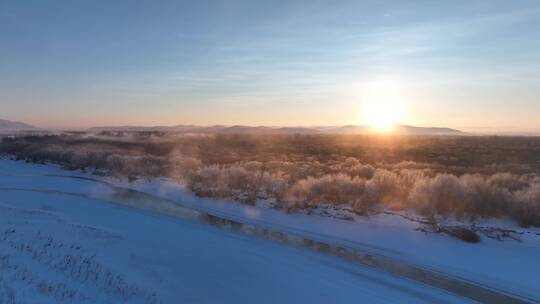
[1,132,540,227]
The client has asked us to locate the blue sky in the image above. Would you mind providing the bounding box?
[1,0,539,132]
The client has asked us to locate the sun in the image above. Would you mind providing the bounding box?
[362,99,403,132]
[357,77,407,132]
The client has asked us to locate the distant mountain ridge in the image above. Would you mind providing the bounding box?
[0,118,39,132]
[89,124,466,135]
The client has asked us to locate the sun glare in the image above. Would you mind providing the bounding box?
[363,100,403,132]
[360,78,405,132]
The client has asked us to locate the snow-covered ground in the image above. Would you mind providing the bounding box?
[123,179,540,301]
[1,159,539,303]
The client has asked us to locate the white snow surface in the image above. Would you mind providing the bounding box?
[0,159,539,303]
[116,175,540,301]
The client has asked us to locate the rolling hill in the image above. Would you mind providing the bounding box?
[0,118,39,132]
[89,124,466,135]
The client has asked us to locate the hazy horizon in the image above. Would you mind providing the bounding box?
[5,117,540,136]
[1,1,540,133]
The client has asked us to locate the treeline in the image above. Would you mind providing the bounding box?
[1,133,539,226]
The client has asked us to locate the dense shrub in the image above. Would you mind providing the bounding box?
[286,174,371,208]
[2,133,540,226]
[512,184,540,227]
